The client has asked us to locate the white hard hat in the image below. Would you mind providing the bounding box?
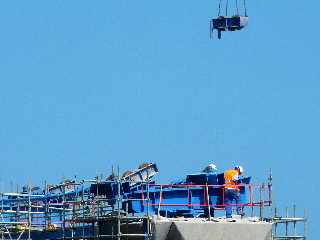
[203,163,218,173]
[208,163,217,171]
[235,165,244,174]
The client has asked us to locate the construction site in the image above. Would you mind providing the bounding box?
[0,163,307,240]
[0,0,314,239]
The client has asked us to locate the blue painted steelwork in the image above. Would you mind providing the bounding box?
[0,163,269,239]
[88,171,251,219]
[211,16,248,39]
[210,0,249,39]
[121,172,251,218]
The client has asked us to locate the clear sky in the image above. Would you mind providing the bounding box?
[0,0,318,238]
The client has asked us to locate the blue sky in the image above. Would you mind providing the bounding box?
[0,0,318,238]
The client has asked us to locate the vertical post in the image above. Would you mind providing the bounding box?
[250,185,254,217]
[222,185,225,211]
[268,169,273,207]
[96,176,100,240]
[0,181,3,240]
[71,190,75,240]
[274,207,278,237]
[218,30,222,39]
[71,214,74,240]
[28,181,31,240]
[261,183,265,219]
[157,185,163,217]
[259,184,263,220]
[15,183,19,226]
[126,202,129,240]
[44,181,48,230]
[117,166,121,240]
[293,204,297,237]
[146,169,150,240]
[304,209,308,240]
[1,188,4,240]
[285,207,289,237]
[81,182,85,239]
[62,183,66,240]
[205,183,211,221]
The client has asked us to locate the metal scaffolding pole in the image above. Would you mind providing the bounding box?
[28,182,31,240]
[117,166,121,240]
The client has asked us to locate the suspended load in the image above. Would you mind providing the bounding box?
[210,0,249,39]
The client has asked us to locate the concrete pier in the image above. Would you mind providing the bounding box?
[152,217,272,240]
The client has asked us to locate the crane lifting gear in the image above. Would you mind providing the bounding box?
[210,0,248,39]
[226,16,248,31]
[210,16,248,39]
[211,16,226,39]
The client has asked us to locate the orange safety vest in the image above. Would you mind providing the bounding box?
[224,169,240,190]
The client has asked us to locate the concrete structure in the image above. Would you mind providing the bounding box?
[152,217,272,240]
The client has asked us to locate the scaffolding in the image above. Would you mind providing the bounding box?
[0,164,308,240]
[272,206,307,240]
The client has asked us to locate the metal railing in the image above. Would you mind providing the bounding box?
[138,182,272,219]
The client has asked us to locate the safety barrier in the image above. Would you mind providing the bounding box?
[120,182,273,218]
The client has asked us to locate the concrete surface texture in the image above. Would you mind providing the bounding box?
[152,217,272,240]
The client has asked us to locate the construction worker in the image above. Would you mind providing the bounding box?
[202,163,218,174]
[224,165,244,218]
